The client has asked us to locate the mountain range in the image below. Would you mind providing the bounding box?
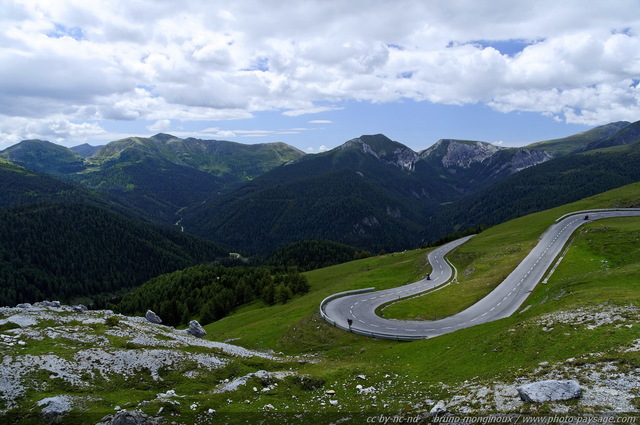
[1,120,639,260]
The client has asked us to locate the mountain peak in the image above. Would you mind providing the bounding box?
[0,139,86,175]
[339,134,420,171]
[420,139,501,169]
[150,133,180,143]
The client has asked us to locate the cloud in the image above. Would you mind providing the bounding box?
[309,120,333,124]
[0,116,107,148]
[282,106,343,117]
[1,0,640,143]
[147,119,171,132]
[305,144,329,153]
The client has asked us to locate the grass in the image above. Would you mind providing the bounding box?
[205,248,431,351]
[200,181,640,412]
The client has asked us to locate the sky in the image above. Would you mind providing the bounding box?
[1,0,640,153]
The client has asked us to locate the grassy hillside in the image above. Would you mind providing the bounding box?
[525,121,630,156]
[208,181,640,349]
[201,182,640,417]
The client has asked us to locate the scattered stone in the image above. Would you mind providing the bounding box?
[187,320,206,338]
[72,304,88,312]
[262,404,275,411]
[356,374,366,380]
[16,303,32,309]
[96,410,164,425]
[517,380,582,403]
[430,400,447,416]
[326,390,336,395]
[329,399,338,405]
[145,310,162,324]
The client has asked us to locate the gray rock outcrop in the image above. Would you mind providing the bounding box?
[187,320,206,338]
[517,380,582,402]
[95,410,163,425]
[145,310,162,324]
[37,395,72,419]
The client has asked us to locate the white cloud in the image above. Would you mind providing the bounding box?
[305,144,329,153]
[0,116,106,148]
[1,0,640,144]
[147,119,171,132]
[309,120,332,124]
[282,105,343,117]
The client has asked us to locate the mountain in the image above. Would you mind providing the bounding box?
[0,134,306,224]
[0,156,229,306]
[425,131,640,239]
[419,139,553,194]
[4,121,640,258]
[182,134,554,254]
[87,133,305,184]
[581,119,640,151]
[182,135,443,254]
[0,139,86,175]
[70,143,102,157]
[524,121,630,156]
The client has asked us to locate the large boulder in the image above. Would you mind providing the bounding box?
[517,380,582,403]
[187,320,206,338]
[145,310,162,324]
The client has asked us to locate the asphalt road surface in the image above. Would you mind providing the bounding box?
[321,209,640,340]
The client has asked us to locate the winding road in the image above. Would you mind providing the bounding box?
[321,209,640,340]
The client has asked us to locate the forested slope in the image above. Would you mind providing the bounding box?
[0,202,226,306]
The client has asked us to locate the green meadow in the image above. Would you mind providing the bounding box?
[202,182,640,415]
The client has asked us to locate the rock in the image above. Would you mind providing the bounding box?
[34,301,60,308]
[96,410,164,425]
[187,320,206,338]
[357,374,366,380]
[145,310,162,324]
[37,395,72,419]
[430,400,447,416]
[73,304,88,312]
[16,303,32,309]
[326,390,336,395]
[357,386,376,395]
[517,380,582,403]
[262,404,275,411]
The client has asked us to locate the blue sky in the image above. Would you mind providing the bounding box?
[1,0,639,153]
